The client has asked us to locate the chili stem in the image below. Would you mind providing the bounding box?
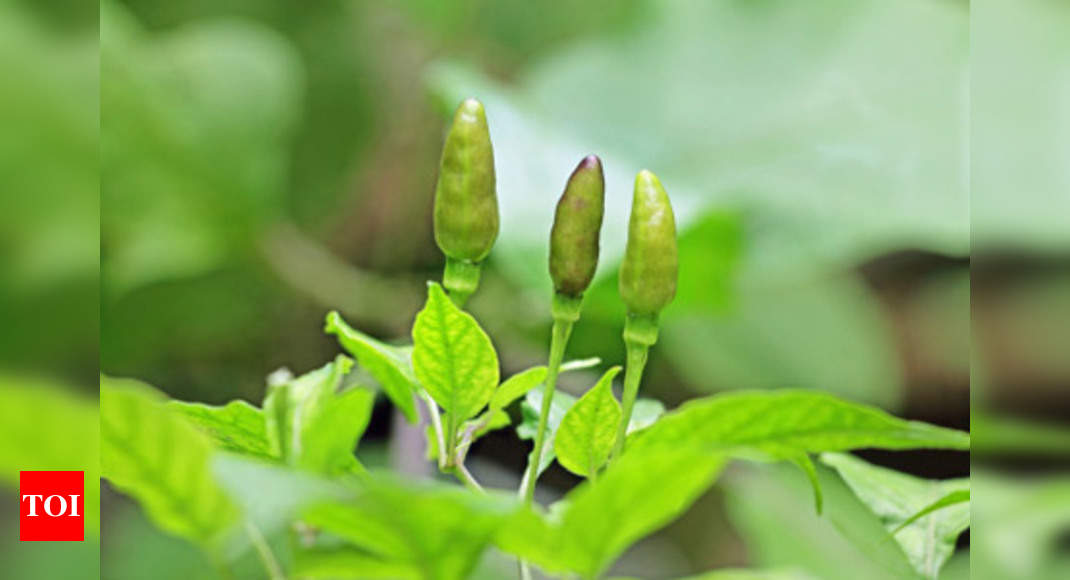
[521,317,573,504]
[611,342,649,460]
[611,314,658,461]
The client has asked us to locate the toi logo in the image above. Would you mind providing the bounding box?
[20,471,84,541]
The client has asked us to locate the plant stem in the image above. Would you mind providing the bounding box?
[521,295,581,504]
[445,411,458,467]
[612,342,649,460]
[244,521,285,580]
[452,463,485,493]
[611,314,659,461]
[443,256,481,307]
[420,391,448,470]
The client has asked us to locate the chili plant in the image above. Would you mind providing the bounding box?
[101,98,971,580]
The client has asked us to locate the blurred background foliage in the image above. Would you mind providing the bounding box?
[97,0,975,413]
[2,0,1068,577]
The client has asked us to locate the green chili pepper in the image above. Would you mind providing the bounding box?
[612,169,677,461]
[618,169,678,317]
[519,156,604,508]
[433,98,498,305]
[549,155,605,297]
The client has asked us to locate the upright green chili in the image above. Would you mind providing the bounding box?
[612,169,677,460]
[433,98,498,306]
[521,155,605,505]
[549,155,605,296]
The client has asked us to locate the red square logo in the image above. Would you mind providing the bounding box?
[19,471,84,541]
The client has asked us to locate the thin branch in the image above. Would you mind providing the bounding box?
[452,463,485,493]
[244,521,285,580]
[420,390,448,470]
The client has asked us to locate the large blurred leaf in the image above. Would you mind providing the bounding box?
[0,375,100,537]
[820,453,969,579]
[970,470,1070,580]
[100,376,238,543]
[427,0,968,293]
[498,449,726,579]
[673,570,816,580]
[627,390,970,458]
[212,454,353,538]
[303,475,518,580]
[725,463,921,580]
[168,399,274,460]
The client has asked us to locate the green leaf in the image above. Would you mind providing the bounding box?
[790,453,824,515]
[554,366,622,477]
[326,311,420,423]
[628,390,970,459]
[970,470,1070,580]
[456,360,604,459]
[673,569,817,580]
[517,384,578,476]
[724,463,921,580]
[625,390,966,524]
[298,387,375,475]
[892,490,970,535]
[820,453,969,579]
[303,475,518,580]
[972,410,1070,455]
[490,366,547,411]
[499,448,726,579]
[168,399,273,460]
[262,383,296,461]
[100,376,238,543]
[0,375,100,537]
[412,282,500,422]
[212,454,353,537]
[264,356,352,460]
[262,356,371,475]
[490,360,604,424]
[293,546,419,579]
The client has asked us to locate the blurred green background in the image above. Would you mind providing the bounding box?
[98,0,974,413]
[3,0,1069,577]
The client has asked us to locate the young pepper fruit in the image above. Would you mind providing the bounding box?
[549,155,605,297]
[618,169,678,318]
[612,169,677,460]
[432,98,499,304]
[521,155,605,505]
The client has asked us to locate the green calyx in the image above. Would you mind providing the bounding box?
[433,98,499,263]
[549,155,605,296]
[619,170,678,316]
